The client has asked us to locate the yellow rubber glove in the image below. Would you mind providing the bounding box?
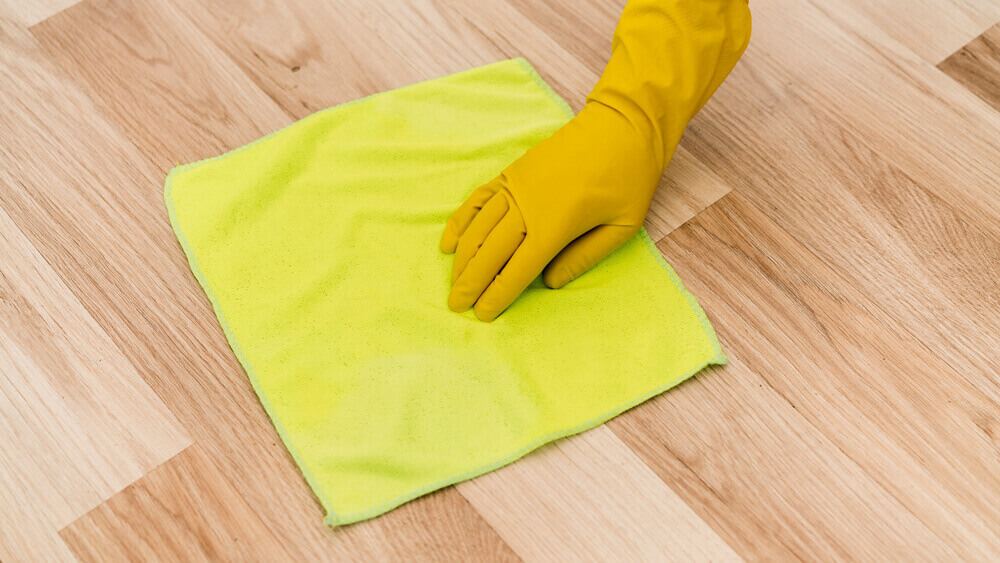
[441,0,752,321]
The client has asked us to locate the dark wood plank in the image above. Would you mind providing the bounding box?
[939,23,1000,113]
[61,446,294,562]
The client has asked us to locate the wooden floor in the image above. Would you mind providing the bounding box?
[3,0,1000,559]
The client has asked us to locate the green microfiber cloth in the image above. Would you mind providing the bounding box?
[165,58,727,526]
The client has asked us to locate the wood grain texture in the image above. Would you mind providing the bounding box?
[458,425,738,561]
[0,20,190,561]
[611,354,957,560]
[634,191,1000,558]
[940,23,1000,112]
[833,0,1000,64]
[3,0,1000,558]
[680,45,1000,410]
[33,0,290,171]
[655,0,1000,398]
[24,0,519,559]
[670,37,1000,553]
[0,0,79,26]
[63,444,517,562]
[0,204,189,562]
[645,148,732,241]
[730,0,1000,232]
[60,446,294,562]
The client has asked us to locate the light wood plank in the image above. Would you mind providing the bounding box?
[673,35,1000,552]
[677,1,1000,411]
[606,191,996,559]
[507,0,623,74]
[645,150,732,241]
[0,19,191,559]
[176,0,453,118]
[742,0,1000,230]
[174,0,592,121]
[0,201,189,561]
[32,0,289,171]
[361,0,599,108]
[939,23,1000,112]
[458,425,739,561]
[0,0,79,26]
[28,0,519,558]
[833,0,1000,64]
[330,489,520,562]
[636,191,1000,558]
[612,355,955,560]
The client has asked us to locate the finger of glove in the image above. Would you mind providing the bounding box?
[448,210,526,312]
[542,224,637,289]
[451,194,509,284]
[440,178,502,253]
[473,241,551,322]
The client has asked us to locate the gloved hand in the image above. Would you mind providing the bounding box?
[441,0,752,321]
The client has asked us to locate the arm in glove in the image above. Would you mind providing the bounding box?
[441,0,752,321]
